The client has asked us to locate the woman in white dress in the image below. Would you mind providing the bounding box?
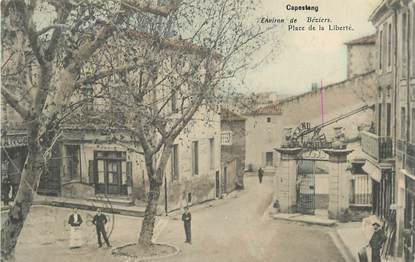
[68,208,83,248]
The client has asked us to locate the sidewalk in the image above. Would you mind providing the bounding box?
[334,222,402,262]
[32,195,146,217]
[334,222,368,262]
[271,209,336,226]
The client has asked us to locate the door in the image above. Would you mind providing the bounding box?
[106,160,123,195]
[95,156,127,195]
[215,171,220,198]
[223,167,227,193]
[297,160,316,215]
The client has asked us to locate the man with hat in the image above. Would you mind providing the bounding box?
[182,206,192,244]
[92,208,111,248]
[369,222,386,262]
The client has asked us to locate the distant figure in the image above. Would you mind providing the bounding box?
[2,176,11,206]
[369,222,386,262]
[68,208,83,249]
[258,167,264,184]
[92,209,111,248]
[182,207,192,244]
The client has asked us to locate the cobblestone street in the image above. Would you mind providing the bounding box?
[5,175,345,262]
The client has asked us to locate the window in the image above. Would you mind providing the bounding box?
[401,107,406,139]
[192,141,199,175]
[66,145,80,181]
[386,103,391,137]
[265,152,273,167]
[379,30,383,70]
[171,144,179,180]
[388,23,392,67]
[209,138,215,170]
[267,117,271,123]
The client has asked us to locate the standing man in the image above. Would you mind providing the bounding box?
[2,175,11,206]
[68,208,83,249]
[92,208,111,248]
[369,222,386,262]
[258,167,264,184]
[182,207,192,244]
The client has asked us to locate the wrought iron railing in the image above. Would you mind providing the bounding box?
[361,131,393,161]
[350,174,372,206]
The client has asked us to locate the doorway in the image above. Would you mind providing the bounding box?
[95,151,128,195]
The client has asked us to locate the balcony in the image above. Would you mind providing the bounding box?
[361,131,393,161]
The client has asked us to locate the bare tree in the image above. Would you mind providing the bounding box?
[90,0,278,247]
[0,0,179,260]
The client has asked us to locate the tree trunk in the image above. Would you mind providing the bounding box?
[1,120,44,261]
[138,178,161,247]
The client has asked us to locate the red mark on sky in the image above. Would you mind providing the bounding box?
[320,80,324,124]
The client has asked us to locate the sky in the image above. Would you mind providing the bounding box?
[245,0,381,95]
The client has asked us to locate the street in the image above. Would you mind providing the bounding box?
[156,175,345,262]
[8,175,344,262]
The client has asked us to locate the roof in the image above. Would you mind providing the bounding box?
[221,108,245,121]
[344,34,376,46]
[251,103,282,116]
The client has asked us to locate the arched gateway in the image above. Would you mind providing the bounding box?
[273,105,372,220]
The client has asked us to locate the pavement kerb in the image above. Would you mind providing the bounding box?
[329,229,356,262]
[167,189,248,219]
[272,214,337,227]
[111,242,180,262]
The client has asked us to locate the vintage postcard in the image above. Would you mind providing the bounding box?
[1,0,414,261]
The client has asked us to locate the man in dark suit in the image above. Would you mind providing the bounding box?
[92,208,111,248]
[182,207,192,244]
[258,168,264,184]
[2,176,11,206]
[369,222,386,262]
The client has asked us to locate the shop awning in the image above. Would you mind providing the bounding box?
[362,161,382,182]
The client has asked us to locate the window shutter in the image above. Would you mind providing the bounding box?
[127,161,133,187]
[261,152,266,167]
[88,160,95,184]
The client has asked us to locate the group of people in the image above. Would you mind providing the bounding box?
[67,208,111,249]
[67,207,193,249]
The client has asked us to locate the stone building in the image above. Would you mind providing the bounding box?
[244,34,377,174]
[245,104,283,173]
[366,1,415,260]
[345,34,376,79]
[0,33,221,214]
[220,108,246,194]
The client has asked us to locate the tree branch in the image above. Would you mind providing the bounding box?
[1,86,30,119]
[120,0,181,17]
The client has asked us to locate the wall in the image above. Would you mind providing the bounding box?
[63,109,221,213]
[160,109,221,212]
[347,44,376,78]
[245,114,282,171]
[221,119,246,168]
[245,72,377,172]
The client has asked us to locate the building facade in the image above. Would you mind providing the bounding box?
[220,108,246,193]
[0,33,222,214]
[368,0,415,260]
